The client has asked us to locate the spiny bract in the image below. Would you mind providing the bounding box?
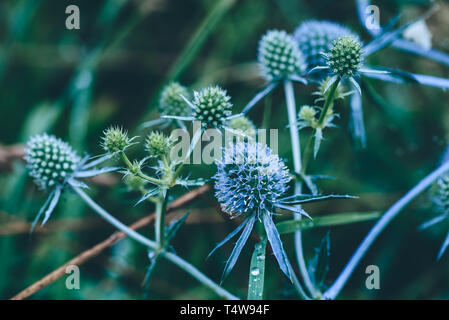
[258,30,306,81]
[213,141,290,217]
[158,82,191,117]
[25,133,81,190]
[326,35,363,77]
[293,20,359,69]
[192,86,232,129]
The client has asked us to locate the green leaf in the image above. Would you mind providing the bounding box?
[247,238,266,300]
[276,211,382,235]
[165,211,190,244]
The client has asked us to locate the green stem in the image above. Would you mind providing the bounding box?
[155,188,169,247]
[120,151,165,186]
[324,160,449,299]
[73,186,239,300]
[283,80,317,298]
[317,77,340,125]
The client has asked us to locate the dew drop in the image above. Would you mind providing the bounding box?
[251,268,260,276]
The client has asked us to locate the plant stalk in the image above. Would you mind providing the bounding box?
[73,186,239,300]
[283,79,317,298]
[324,160,449,299]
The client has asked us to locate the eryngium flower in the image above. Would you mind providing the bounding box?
[25,133,81,190]
[101,126,130,154]
[294,20,359,69]
[145,131,171,157]
[213,142,290,217]
[158,82,191,117]
[258,30,306,81]
[326,36,363,77]
[192,86,233,129]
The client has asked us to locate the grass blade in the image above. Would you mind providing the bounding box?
[276,211,382,235]
[247,238,266,300]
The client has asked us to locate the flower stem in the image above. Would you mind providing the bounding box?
[324,160,449,299]
[119,151,165,186]
[317,76,340,125]
[283,79,317,298]
[72,186,239,300]
[155,188,168,247]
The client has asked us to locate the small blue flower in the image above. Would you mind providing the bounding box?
[213,141,291,218]
[294,20,359,70]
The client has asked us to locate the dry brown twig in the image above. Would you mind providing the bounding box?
[10,184,211,300]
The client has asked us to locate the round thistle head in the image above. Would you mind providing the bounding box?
[294,20,359,69]
[158,82,191,117]
[145,131,171,157]
[101,126,130,154]
[434,174,449,212]
[326,36,363,77]
[25,134,81,190]
[258,30,306,81]
[227,116,256,139]
[213,142,290,217]
[298,105,317,127]
[192,86,232,129]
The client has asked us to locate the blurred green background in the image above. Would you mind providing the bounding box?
[1,0,449,300]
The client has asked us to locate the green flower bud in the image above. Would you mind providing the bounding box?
[192,86,232,129]
[258,30,306,81]
[145,131,171,157]
[227,116,256,142]
[159,82,191,117]
[326,36,363,77]
[299,106,317,125]
[101,126,130,154]
[25,134,81,190]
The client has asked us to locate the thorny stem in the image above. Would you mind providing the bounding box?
[73,186,239,300]
[283,79,317,298]
[317,76,341,126]
[119,151,165,186]
[155,188,168,247]
[324,160,449,299]
[301,77,339,174]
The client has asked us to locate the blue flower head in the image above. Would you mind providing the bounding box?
[213,141,291,218]
[25,133,119,229]
[258,30,306,81]
[25,133,81,191]
[294,20,360,70]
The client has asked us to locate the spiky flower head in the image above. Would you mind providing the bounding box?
[192,86,233,129]
[25,134,81,191]
[298,105,317,128]
[326,36,363,77]
[227,116,256,142]
[145,131,171,157]
[158,82,191,117]
[258,30,306,81]
[293,20,359,69]
[101,126,130,154]
[213,142,290,217]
